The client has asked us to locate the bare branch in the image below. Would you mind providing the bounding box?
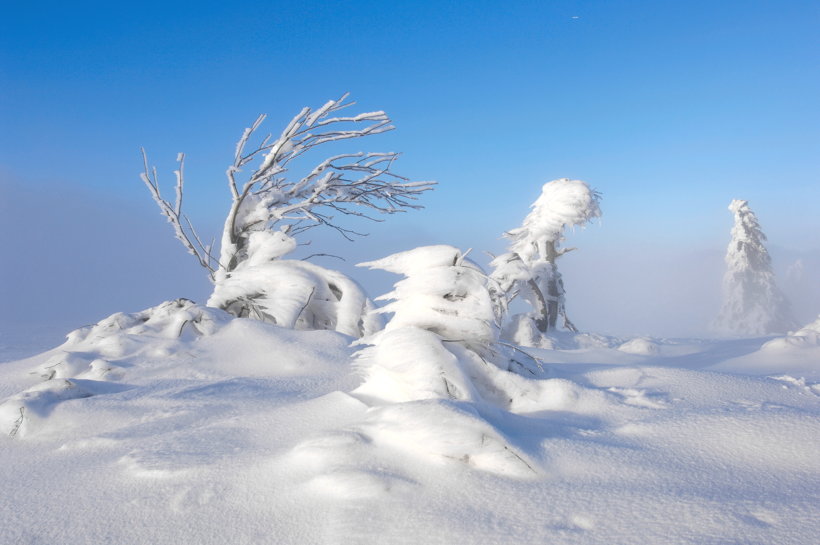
[301,253,346,261]
[142,94,435,281]
[139,148,217,280]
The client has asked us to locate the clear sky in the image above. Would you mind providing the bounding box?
[2,0,818,345]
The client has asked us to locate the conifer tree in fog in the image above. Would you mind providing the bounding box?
[714,199,796,336]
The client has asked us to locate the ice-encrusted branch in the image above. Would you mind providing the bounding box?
[139,94,435,287]
[139,149,218,280]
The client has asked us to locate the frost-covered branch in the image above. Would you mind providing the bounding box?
[140,93,434,285]
[140,94,433,332]
[216,93,435,277]
[139,150,218,279]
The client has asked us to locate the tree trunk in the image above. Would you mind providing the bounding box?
[527,279,549,333]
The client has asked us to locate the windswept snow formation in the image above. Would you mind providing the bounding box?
[207,232,382,338]
[714,199,796,336]
[0,300,232,437]
[353,245,554,476]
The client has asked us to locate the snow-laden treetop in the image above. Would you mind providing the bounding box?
[507,178,601,262]
[729,199,765,239]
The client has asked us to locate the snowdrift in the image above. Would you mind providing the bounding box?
[2,302,819,544]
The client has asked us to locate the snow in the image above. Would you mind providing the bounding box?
[209,257,382,338]
[617,336,660,355]
[507,178,601,261]
[763,314,820,349]
[2,299,819,544]
[360,245,499,346]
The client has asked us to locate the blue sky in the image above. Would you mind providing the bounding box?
[2,0,818,342]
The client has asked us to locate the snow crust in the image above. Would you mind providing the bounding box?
[2,301,819,544]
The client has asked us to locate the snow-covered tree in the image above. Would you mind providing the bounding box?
[140,94,433,336]
[714,199,796,336]
[491,178,601,345]
[354,245,542,404]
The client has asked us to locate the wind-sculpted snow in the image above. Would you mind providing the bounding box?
[2,304,820,543]
[208,257,383,338]
[1,299,232,437]
[350,245,572,476]
[763,314,820,349]
[710,314,820,377]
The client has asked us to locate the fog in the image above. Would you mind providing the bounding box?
[2,174,818,355]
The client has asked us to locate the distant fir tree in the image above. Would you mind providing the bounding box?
[714,199,796,336]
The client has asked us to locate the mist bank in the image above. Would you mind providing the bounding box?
[2,176,817,350]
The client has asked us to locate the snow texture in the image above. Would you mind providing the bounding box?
[208,232,382,338]
[2,300,819,544]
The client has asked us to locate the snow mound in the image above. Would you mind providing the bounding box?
[618,337,660,355]
[762,315,820,350]
[209,258,383,338]
[507,326,621,350]
[64,298,230,351]
[4,306,820,543]
[1,300,233,437]
[362,400,540,478]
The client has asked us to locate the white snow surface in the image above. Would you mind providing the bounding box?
[2,300,819,544]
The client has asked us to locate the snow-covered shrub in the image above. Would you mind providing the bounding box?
[140,94,433,336]
[207,232,382,337]
[491,179,601,346]
[713,199,796,336]
[349,245,553,475]
[354,245,543,405]
[64,298,231,346]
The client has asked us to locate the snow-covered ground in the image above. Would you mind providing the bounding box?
[1,302,818,545]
